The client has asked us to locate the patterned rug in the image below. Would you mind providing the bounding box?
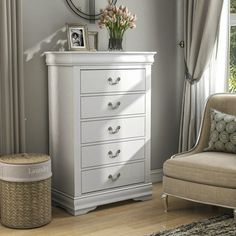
[148,215,236,236]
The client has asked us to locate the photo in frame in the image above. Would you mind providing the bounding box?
[88,31,98,51]
[67,24,89,51]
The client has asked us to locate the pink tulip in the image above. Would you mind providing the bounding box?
[119,5,125,10]
[123,7,129,14]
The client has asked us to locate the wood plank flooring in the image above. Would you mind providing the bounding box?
[0,183,228,236]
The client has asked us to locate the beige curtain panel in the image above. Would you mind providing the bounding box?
[179,0,223,152]
[0,0,25,154]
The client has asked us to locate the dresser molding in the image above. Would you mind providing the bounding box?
[45,51,155,66]
[52,183,152,215]
[46,51,156,215]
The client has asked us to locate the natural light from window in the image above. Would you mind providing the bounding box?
[230,0,236,92]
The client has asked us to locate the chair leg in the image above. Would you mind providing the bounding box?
[161,193,169,212]
[234,209,236,220]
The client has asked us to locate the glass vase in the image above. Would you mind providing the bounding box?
[108,37,123,51]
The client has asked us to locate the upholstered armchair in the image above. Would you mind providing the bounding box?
[162,93,236,219]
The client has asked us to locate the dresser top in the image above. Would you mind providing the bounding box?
[45,51,156,66]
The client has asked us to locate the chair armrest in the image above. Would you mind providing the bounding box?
[171,143,204,159]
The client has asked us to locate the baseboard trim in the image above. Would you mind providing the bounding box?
[151,168,163,183]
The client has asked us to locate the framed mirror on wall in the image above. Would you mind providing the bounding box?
[66,0,117,21]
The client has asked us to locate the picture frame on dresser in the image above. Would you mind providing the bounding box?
[66,23,89,51]
[88,31,98,51]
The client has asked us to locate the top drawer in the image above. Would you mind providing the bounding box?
[81,69,145,94]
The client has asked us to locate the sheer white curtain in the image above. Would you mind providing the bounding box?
[195,0,229,132]
[178,0,224,152]
[0,0,25,154]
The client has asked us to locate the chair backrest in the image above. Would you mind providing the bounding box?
[195,93,236,152]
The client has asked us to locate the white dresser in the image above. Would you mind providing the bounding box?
[45,52,156,215]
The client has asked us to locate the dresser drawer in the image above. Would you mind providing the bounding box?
[82,139,145,168]
[81,94,145,119]
[81,69,145,93]
[82,162,145,193]
[81,117,145,143]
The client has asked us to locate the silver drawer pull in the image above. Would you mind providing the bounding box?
[108,126,121,134]
[108,173,121,181]
[107,77,121,85]
[108,101,121,110]
[108,150,121,158]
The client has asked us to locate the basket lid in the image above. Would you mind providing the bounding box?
[0,153,51,182]
[0,153,50,165]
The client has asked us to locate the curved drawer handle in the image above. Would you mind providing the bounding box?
[108,150,121,158]
[108,173,121,181]
[107,77,121,85]
[108,101,121,110]
[108,126,121,134]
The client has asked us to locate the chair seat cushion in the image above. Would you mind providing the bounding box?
[163,152,236,188]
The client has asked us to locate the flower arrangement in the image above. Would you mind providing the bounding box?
[98,2,137,50]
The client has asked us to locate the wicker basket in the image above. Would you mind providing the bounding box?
[0,153,52,229]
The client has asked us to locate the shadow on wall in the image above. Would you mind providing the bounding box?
[24,26,67,62]
[23,25,70,153]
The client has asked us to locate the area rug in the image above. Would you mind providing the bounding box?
[148,214,236,236]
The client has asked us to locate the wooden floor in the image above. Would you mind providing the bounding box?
[0,183,228,236]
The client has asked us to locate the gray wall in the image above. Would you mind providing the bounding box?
[22,0,183,170]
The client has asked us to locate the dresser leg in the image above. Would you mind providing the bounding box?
[71,206,97,216]
[54,201,97,216]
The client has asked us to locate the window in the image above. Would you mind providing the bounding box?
[230,0,236,92]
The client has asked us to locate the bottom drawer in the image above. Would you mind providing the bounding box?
[82,162,145,193]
